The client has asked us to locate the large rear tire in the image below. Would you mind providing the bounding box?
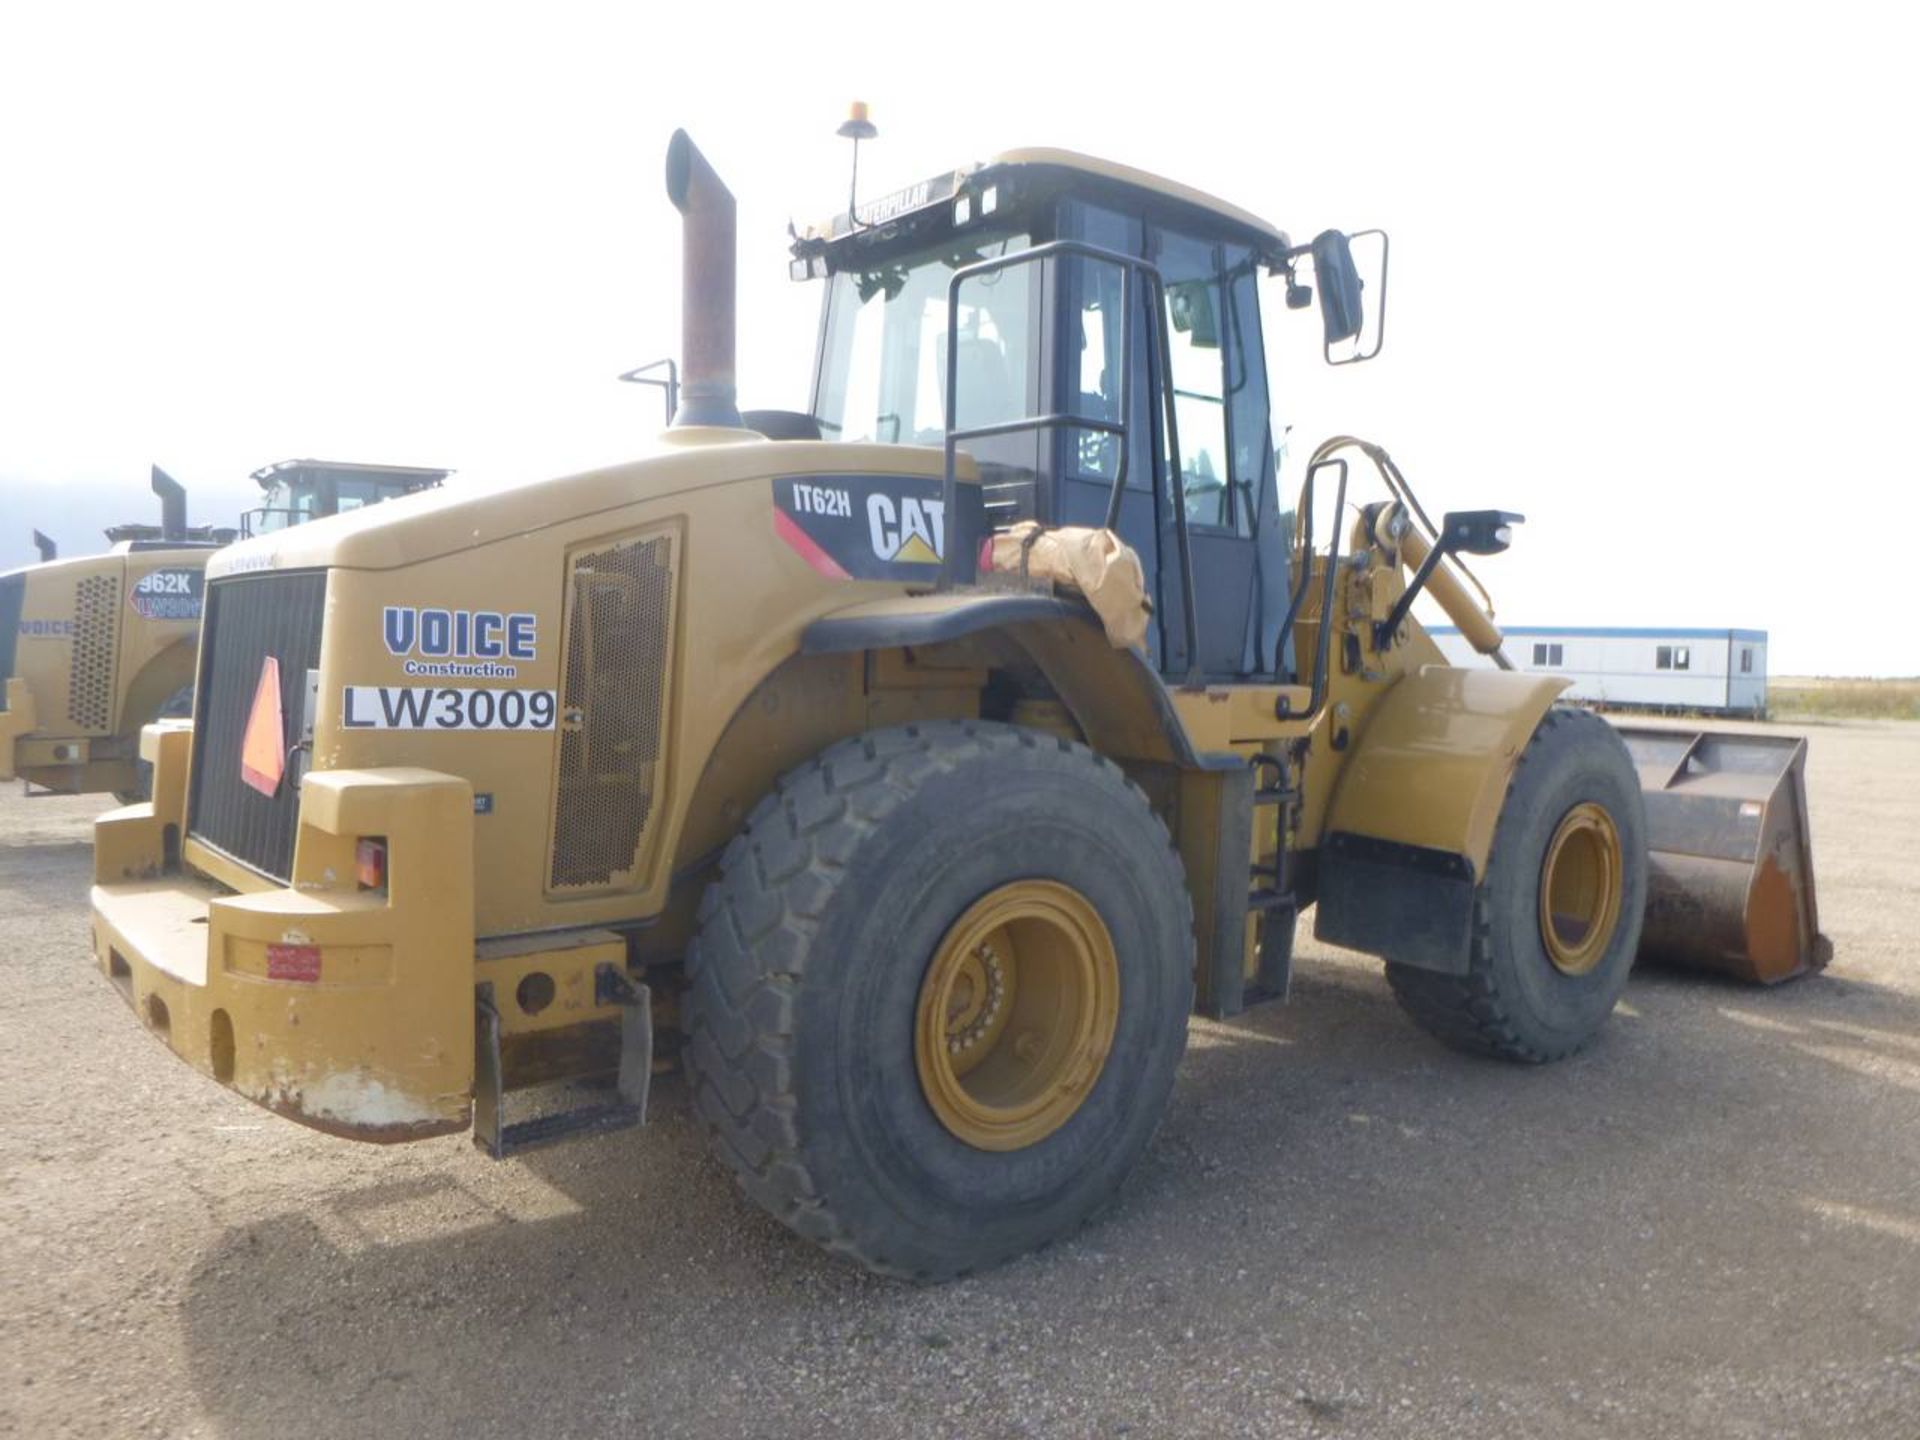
[1385,706,1647,1062]
[682,720,1195,1280]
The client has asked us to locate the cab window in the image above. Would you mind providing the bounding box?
[1154,229,1254,535]
[333,476,405,514]
[814,232,1032,446]
[258,480,318,533]
[1061,252,1146,491]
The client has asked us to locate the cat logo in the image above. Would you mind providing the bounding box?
[771,474,960,581]
[867,494,945,565]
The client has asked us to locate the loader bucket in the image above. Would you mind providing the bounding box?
[1612,725,1827,984]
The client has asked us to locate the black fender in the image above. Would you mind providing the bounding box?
[800,593,1237,772]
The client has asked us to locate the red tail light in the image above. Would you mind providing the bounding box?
[356,838,387,890]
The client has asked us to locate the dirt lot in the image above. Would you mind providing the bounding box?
[2,719,1916,1439]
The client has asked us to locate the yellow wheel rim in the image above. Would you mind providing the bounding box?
[1539,801,1625,976]
[915,880,1120,1152]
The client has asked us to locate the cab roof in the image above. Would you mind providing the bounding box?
[990,148,1289,249]
[796,148,1291,265]
[249,458,452,493]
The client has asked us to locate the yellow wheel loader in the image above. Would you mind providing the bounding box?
[88,128,1822,1279]
[3,469,231,799]
[4,460,444,798]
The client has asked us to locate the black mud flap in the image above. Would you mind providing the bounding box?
[1313,831,1476,975]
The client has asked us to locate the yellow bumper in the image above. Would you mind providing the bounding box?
[0,676,38,781]
[90,722,477,1142]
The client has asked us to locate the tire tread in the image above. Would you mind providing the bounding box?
[683,720,1191,1279]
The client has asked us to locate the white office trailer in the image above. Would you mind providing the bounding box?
[1429,626,1769,715]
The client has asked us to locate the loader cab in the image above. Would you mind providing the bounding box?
[241,459,451,538]
[801,152,1335,681]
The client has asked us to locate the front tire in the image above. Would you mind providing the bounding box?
[683,721,1194,1280]
[1386,706,1647,1062]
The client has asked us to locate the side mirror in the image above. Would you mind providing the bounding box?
[1438,509,1523,557]
[1311,231,1364,345]
[1306,228,1389,366]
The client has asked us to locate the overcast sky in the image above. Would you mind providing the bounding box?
[2,2,1915,675]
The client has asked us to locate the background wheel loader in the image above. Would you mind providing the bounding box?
[88,124,1822,1280]
[4,459,445,798]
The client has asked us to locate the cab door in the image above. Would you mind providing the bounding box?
[1149,230,1273,682]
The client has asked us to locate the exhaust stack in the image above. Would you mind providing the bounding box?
[664,130,741,429]
[152,466,187,541]
[32,530,56,562]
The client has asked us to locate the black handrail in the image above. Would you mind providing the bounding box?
[938,238,1202,685]
[1273,456,1348,720]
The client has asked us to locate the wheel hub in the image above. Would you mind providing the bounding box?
[943,944,1005,1055]
[1539,801,1625,976]
[915,880,1120,1152]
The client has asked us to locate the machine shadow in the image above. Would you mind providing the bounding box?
[177,956,1920,1440]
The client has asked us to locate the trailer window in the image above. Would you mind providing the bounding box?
[1531,642,1564,667]
[1741,647,1753,673]
[1656,646,1692,671]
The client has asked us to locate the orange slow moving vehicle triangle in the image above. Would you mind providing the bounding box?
[240,656,285,797]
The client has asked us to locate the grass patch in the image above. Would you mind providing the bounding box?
[1769,678,1920,720]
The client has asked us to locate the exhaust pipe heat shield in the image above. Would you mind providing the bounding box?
[152,465,188,541]
[664,129,740,429]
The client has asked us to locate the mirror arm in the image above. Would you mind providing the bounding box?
[1372,509,1523,650]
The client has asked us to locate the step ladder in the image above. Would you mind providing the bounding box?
[473,963,652,1159]
[1245,751,1299,1006]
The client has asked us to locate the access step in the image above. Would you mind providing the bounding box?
[473,964,652,1160]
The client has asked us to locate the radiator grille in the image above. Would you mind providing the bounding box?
[69,573,121,730]
[548,531,677,891]
[186,571,328,882]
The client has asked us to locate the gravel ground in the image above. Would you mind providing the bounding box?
[1,719,1916,1439]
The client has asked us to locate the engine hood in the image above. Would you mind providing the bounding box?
[205,432,958,580]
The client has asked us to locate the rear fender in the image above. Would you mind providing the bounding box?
[116,639,198,740]
[801,593,1228,770]
[645,593,1238,968]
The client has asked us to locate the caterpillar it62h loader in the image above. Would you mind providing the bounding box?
[3,460,445,798]
[90,129,1822,1279]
